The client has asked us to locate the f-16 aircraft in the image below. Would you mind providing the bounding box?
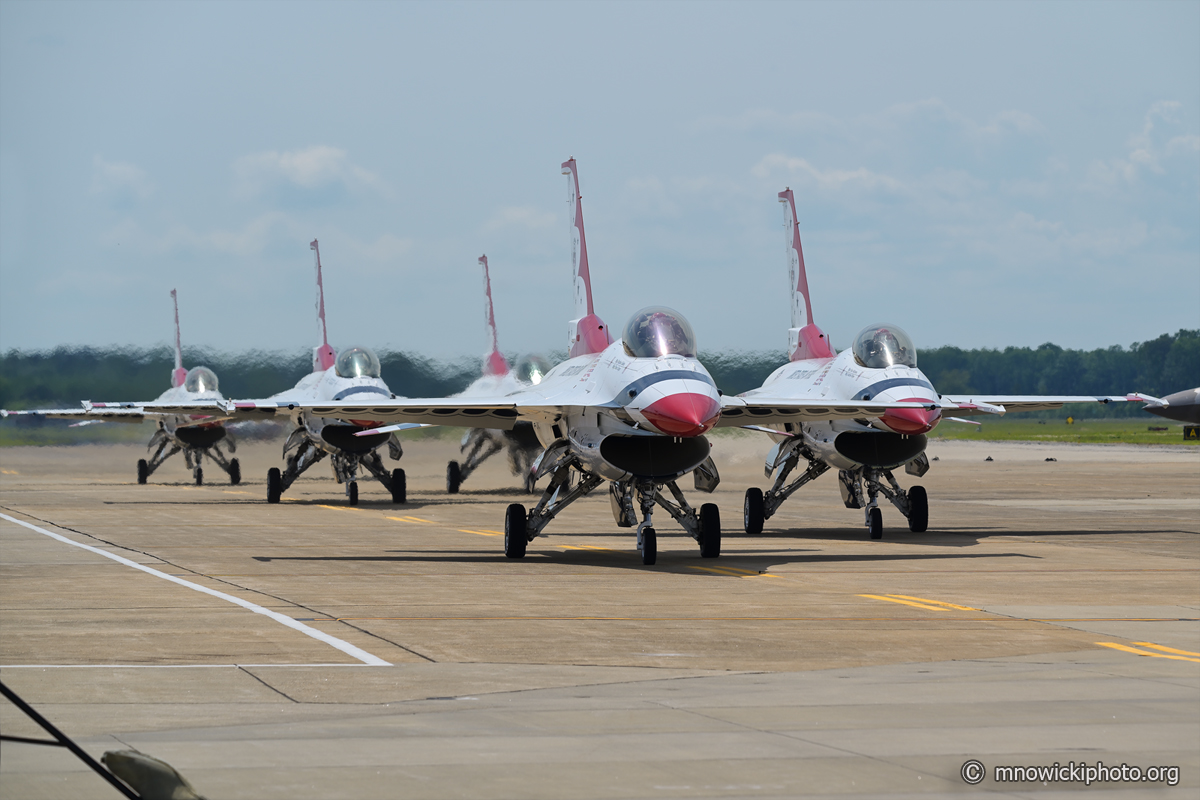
[0,290,242,486]
[250,240,409,506]
[722,188,1137,539]
[445,255,550,495]
[141,160,725,565]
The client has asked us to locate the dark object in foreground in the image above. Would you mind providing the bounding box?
[1143,388,1200,424]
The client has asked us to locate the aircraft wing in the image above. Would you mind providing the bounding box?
[939,395,1138,416]
[717,397,939,427]
[123,396,562,430]
[1,406,147,423]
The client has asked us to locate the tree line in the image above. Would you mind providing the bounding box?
[1,329,1195,420]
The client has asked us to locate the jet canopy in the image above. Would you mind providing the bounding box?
[183,366,219,393]
[335,347,382,379]
[852,324,917,369]
[622,306,697,359]
[514,354,551,386]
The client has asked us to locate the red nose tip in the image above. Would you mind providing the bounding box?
[642,393,721,437]
[881,400,941,435]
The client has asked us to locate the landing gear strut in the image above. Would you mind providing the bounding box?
[841,468,929,539]
[267,430,405,504]
[743,439,829,533]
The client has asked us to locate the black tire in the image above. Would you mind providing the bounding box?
[348,481,359,506]
[446,461,461,494]
[391,468,407,504]
[137,459,149,485]
[907,485,928,533]
[868,507,883,540]
[641,528,657,566]
[267,468,282,503]
[504,504,528,558]
[195,467,203,487]
[699,503,721,558]
[744,487,764,535]
[229,458,241,486]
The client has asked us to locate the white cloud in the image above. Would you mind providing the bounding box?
[346,233,413,263]
[482,205,556,232]
[91,156,153,202]
[1085,101,1199,190]
[752,154,904,194]
[234,146,387,200]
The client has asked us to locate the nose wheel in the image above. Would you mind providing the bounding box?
[868,507,883,539]
[639,527,657,565]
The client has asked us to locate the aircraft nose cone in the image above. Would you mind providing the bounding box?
[641,392,722,437]
[881,401,941,435]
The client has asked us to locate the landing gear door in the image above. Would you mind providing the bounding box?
[905,452,930,477]
[764,442,782,478]
[693,456,720,494]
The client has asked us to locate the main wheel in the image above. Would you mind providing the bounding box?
[868,507,883,540]
[229,458,241,486]
[699,503,721,558]
[446,461,462,494]
[348,481,359,506]
[907,485,928,533]
[136,459,149,485]
[744,487,764,535]
[267,468,282,503]
[504,504,528,559]
[641,528,657,566]
[194,467,203,486]
[391,468,407,504]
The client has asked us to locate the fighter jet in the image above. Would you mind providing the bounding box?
[722,188,1138,539]
[444,255,550,494]
[245,240,410,506]
[0,290,242,486]
[144,159,727,565]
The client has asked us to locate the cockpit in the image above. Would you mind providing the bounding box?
[514,354,551,385]
[622,306,697,359]
[183,366,219,393]
[334,347,382,379]
[852,324,917,369]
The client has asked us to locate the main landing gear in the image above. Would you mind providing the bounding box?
[742,438,829,535]
[742,439,929,539]
[503,461,720,565]
[448,428,541,495]
[136,428,240,486]
[838,467,928,539]
[266,430,405,505]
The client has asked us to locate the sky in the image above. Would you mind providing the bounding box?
[1,0,1197,363]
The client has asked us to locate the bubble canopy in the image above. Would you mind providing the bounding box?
[183,366,219,393]
[335,347,382,379]
[852,324,917,369]
[514,354,551,385]
[622,306,698,359]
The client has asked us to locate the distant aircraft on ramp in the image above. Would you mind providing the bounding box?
[0,289,242,486]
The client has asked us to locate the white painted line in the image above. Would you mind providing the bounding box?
[0,513,391,667]
[1,664,377,669]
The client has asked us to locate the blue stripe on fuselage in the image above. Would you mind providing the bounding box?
[852,377,935,401]
[332,386,392,401]
[602,369,717,408]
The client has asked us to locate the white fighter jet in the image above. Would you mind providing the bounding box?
[0,289,242,486]
[722,188,1138,539]
[444,254,550,495]
[144,159,727,565]
[253,239,410,506]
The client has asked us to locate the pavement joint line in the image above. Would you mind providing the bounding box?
[1094,642,1200,663]
[0,511,392,667]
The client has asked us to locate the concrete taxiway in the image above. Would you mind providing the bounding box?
[1,435,1197,799]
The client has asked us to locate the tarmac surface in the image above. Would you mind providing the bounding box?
[1,434,1197,799]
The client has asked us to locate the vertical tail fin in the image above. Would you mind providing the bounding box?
[561,158,612,358]
[170,289,187,388]
[478,255,509,376]
[778,189,833,361]
[311,239,336,372]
